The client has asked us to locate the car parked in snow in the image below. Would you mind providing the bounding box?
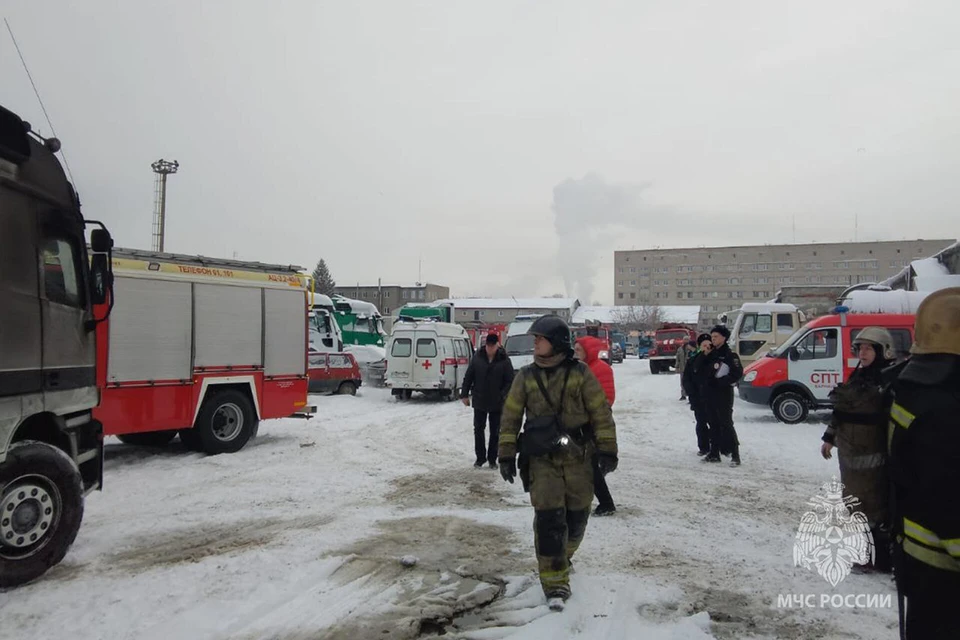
[308,352,363,395]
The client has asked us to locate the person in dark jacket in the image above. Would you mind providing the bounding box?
[887,287,960,639]
[702,324,743,466]
[682,333,714,456]
[820,327,894,573]
[461,333,515,468]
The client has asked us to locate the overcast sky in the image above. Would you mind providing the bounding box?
[3,1,958,303]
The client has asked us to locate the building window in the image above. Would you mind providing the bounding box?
[686,292,693,299]
[618,292,624,299]
[498,311,504,317]
[629,267,637,273]
[731,278,739,285]
[630,292,636,299]
[618,267,624,274]
[630,280,636,286]
[677,292,683,299]
[618,280,624,286]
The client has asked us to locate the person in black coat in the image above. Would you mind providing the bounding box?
[461,333,516,468]
[702,324,744,466]
[682,333,715,456]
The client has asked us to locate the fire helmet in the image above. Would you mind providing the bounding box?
[911,287,960,356]
[852,326,896,361]
[527,315,573,355]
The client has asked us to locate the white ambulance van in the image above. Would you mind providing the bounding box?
[385,321,472,400]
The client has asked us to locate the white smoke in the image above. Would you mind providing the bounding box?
[551,173,654,302]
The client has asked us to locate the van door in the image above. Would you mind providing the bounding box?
[387,334,414,387]
[412,332,439,388]
[458,339,472,388]
[787,327,842,402]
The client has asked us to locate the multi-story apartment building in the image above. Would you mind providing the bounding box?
[332,282,450,317]
[614,239,955,324]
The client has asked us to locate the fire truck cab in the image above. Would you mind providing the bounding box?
[0,104,113,587]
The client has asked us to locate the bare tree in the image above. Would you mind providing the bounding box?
[610,305,664,333]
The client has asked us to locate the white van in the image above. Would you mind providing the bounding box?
[386,321,472,400]
[503,314,543,369]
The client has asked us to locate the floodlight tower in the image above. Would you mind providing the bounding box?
[151,159,179,252]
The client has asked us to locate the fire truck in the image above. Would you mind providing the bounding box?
[1,104,114,587]
[648,322,697,374]
[93,249,315,454]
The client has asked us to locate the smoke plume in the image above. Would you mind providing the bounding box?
[551,173,653,302]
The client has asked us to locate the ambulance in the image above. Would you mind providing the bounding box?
[738,311,915,424]
[385,321,472,400]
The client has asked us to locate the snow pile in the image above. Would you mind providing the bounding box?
[842,289,928,314]
[911,256,960,291]
[345,344,386,363]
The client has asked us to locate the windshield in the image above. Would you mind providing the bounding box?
[505,334,535,356]
[768,320,816,357]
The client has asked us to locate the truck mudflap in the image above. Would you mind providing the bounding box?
[290,405,317,419]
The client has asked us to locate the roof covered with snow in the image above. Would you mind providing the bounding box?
[572,305,701,325]
[438,297,580,310]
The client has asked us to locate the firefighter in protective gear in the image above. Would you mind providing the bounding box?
[498,315,618,604]
[888,287,960,639]
[820,326,895,572]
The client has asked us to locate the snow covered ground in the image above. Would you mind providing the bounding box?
[0,360,899,639]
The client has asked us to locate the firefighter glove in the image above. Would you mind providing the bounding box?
[596,453,618,476]
[499,457,516,484]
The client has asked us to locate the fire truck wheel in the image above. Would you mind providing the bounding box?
[194,390,257,455]
[116,431,177,447]
[0,441,84,588]
[772,391,809,424]
[337,381,357,396]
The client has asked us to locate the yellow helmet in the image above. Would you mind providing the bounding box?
[852,326,896,360]
[911,287,960,356]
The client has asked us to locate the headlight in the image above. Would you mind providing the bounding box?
[743,371,758,383]
[599,350,609,360]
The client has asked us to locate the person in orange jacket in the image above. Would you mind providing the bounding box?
[574,336,617,515]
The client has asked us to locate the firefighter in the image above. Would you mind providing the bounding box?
[820,327,895,572]
[682,333,714,456]
[703,324,743,466]
[498,315,618,609]
[888,287,960,639]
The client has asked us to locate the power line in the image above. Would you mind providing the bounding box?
[4,18,77,187]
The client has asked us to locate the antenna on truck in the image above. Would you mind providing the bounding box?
[4,18,76,187]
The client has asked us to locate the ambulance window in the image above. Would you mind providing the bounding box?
[416,338,437,358]
[391,338,412,357]
[777,314,794,332]
[795,329,838,360]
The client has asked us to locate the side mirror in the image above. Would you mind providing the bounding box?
[90,228,113,253]
[788,346,800,361]
[89,253,111,305]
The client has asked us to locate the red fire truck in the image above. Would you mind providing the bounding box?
[648,323,697,374]
[93,249,315,454]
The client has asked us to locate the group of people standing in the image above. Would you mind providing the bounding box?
[814,287,960,639]
[680,325,744,466]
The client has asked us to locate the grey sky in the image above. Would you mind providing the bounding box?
[4,1,958,304]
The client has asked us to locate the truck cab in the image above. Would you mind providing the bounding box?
[0,104,113,587]
[727,302,805,366]
[310,293,344,353]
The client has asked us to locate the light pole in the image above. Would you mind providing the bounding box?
[151,159,179,252]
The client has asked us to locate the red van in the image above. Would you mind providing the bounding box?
[738,312,915,423]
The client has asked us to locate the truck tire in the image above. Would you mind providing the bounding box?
[116,430,178,447]
[337,381,357,396]
[193,389,257,455]
[772,392,809,424]
[649,361,659,375]
[0,441,84,588]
